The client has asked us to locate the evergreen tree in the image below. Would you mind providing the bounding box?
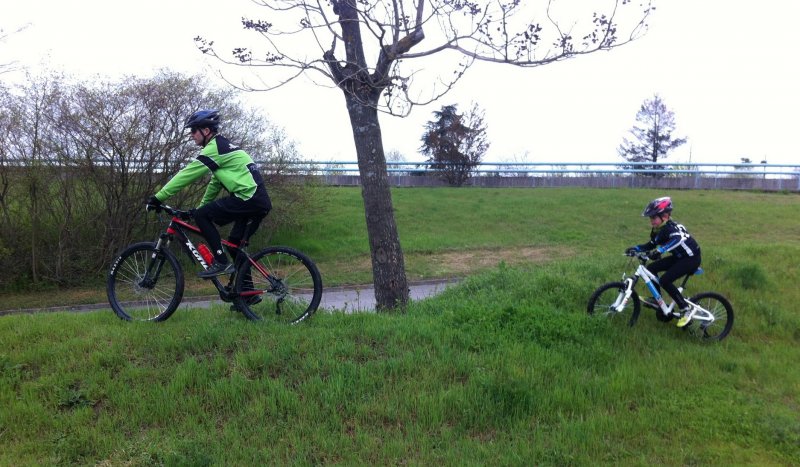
[618,94,687,176]
[420,103,489,187]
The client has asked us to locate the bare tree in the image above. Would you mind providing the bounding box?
[500,151,534,177]
[0,85,13,227]
[386,150,406,163]
[0,71,312,288]
[196,0,653,309]
[618,93,687,176]
[0,24,29,75]
[385,149,410,175]
[1,74,65,284]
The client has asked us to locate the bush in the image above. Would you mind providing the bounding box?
[0,72,315,290]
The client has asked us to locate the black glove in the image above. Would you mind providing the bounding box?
[647,250,662,261]
[624,247,638,256]
[178,209,195,221]
[145,195,162,212]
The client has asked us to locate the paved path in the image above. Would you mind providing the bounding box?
[318,279,459,312]
[0,279,460,316]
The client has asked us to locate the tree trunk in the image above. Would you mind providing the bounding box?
[344,95,409,310]
[29,181,39,283]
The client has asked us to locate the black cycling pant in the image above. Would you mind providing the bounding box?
[646,254,701,310]
[194,185,271,264]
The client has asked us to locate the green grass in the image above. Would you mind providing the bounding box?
[274,186,800,268]
[1,187,799,464]
[3,187,799,309]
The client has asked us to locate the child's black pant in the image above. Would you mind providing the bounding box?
[646,254,702,309]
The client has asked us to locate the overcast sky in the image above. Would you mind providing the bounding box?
[2,0,798,165]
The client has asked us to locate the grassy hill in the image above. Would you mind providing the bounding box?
[1,187,798,464]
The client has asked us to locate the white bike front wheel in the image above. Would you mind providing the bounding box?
[587,281,641,327]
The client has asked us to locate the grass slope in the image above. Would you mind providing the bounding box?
[1,187,799,464]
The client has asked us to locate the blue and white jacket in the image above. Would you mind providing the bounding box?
[636,219,700,259]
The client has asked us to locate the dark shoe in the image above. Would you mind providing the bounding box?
[198,261,235,278]
[230,294,262,312]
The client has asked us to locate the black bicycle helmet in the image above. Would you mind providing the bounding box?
[642,196,673,217]
[184,109,220,131]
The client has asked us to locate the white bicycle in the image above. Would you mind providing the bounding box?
[587,250,734,341]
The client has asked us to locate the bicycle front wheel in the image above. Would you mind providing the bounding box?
[235,246,322,324]
[587,281,641,327]
[107,242,184,322]
[686,292,734,341]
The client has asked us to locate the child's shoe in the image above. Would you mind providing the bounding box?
[676,305,696,328]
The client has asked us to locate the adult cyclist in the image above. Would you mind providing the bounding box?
[146,109,272,278]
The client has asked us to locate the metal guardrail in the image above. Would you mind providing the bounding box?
[5,158,798,185]
[5,158,797,175]
[298,161,800,191]
[296,161,800,177]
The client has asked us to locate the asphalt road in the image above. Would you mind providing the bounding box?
[317,279,459,312]
[0,279,460,316]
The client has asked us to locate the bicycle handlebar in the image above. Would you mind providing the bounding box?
[147,203,192,220]
[624,250,651,262]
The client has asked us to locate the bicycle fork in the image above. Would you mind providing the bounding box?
[140,237,170,289]
[613,276,638,312]
[613,270,680,316]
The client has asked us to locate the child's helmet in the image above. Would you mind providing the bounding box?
[642,196,673,217]
[184,109,220,131]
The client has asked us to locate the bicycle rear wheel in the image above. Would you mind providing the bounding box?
[685,292,734,341]
[107,242,184,322]
[587,281,641,327]
[234,246,322,324]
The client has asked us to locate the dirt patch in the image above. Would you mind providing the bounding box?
[405,245,571,279]
[326,245,570,282]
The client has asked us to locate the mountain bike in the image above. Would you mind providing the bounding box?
[107,204,322,324]
[587,250,734,341]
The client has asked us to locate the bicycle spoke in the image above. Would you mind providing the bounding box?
[587,282,640,327]
[236,247,322,324]
[107,242,184,322]
[686,292,734,341]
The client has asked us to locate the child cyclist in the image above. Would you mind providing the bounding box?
[625,197,701,328]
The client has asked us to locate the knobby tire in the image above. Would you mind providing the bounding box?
[234,246,322,324]
[686,292,734,341]
[587,281,641,327]
[107,242,184,322]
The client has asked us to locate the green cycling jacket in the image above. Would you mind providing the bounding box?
[155,135,259,207]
